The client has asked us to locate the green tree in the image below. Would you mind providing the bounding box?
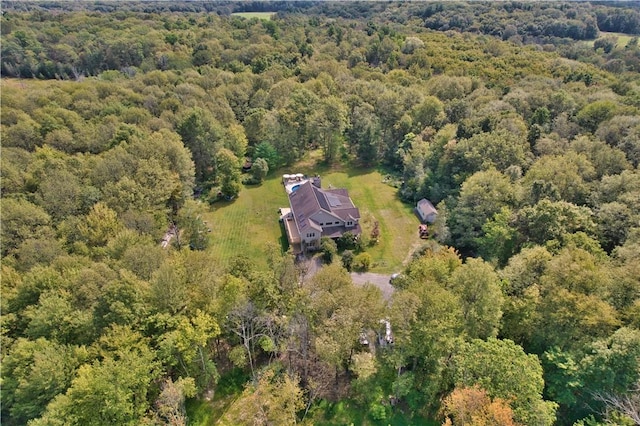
[223,123,249,161]
[570,135,631,179]
[175,200,210,251]
[310,96,348,163]
[453,129,533,177]
[347,102,382,166]
[177,108,224,184]
[336,231,359,251]
[523,152,595,205]
[35,168,86,222]
[32,328,160,426]
[158,311,220,392]
[271,87,319,164]
[23,289,93,345]
[243,108,270,145]
[596,202,633,252]
[449,169,518,254]
[478,206,519,266]
[529,247,620,352]
[252,141,280,170]
[386,248,464,413]
[576,100,618,133]
[93,270,149,333]
[453,338,557,426]
[411,95,445,131]
[2,338,87,424]
[516,199,596,247]
[13,237,64,272]
[500,246,552,345]
[320,237,338,264]
[595,115,640,167]
[353,252,372,271]
[448,258,504,339]
[215,148,242,199]
[220,369,304,426]
[2,117,42,150]
[131,129,196,209]
[150,255,190,315]
[308,263,384,384]
[250,157,269,183]
[78,202,123,248]
[581,327,640,399]
[341,250,355,272]
[1,198,53,256]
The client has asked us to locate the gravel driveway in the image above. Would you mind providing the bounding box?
[300,255,396,300]
[350,272,395,300]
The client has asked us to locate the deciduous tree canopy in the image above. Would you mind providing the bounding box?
[1,3,639,425]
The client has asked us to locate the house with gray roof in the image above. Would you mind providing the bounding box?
[280,180,361,253]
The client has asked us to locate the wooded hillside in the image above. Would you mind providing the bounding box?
[1,2,639,425]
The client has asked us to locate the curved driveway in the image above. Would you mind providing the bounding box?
[301,256,396,301]
[350,272,395,300]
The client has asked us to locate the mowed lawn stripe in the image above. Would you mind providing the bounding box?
[203,176,289,269]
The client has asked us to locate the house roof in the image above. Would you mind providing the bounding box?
[289,181,360,236]
[417,198,437,216]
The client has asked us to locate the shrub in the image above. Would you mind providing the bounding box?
[341,250,354,271]
[337,231,358,251]
[321,237,338,264]
[353,252,372,271]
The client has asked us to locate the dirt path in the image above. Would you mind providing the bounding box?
[402,241,423,266]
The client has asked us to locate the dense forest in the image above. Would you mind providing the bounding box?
[1,2,640,425]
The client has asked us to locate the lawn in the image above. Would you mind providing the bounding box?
[201,154,423,273]
[583,31,638,48]
[230,12,275,20]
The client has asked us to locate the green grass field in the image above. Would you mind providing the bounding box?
[201,154,423,273]
[230,12,275,20]
[584,31,639,49]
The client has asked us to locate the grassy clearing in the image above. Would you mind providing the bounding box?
[230,12,275,20]
[186,399,215,426]
[201,153,423,273]
[201,174,290,270]
[584,31,638,48]
[186,368,249,426]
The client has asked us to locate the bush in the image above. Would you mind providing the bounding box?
[368,402,388,421]
[337,231,358,251]
[321,237,338,264]
[250,157,269,183]
[353,252,372,271]
[341,250,354,271]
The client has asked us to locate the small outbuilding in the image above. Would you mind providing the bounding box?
[416,198,438,223]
